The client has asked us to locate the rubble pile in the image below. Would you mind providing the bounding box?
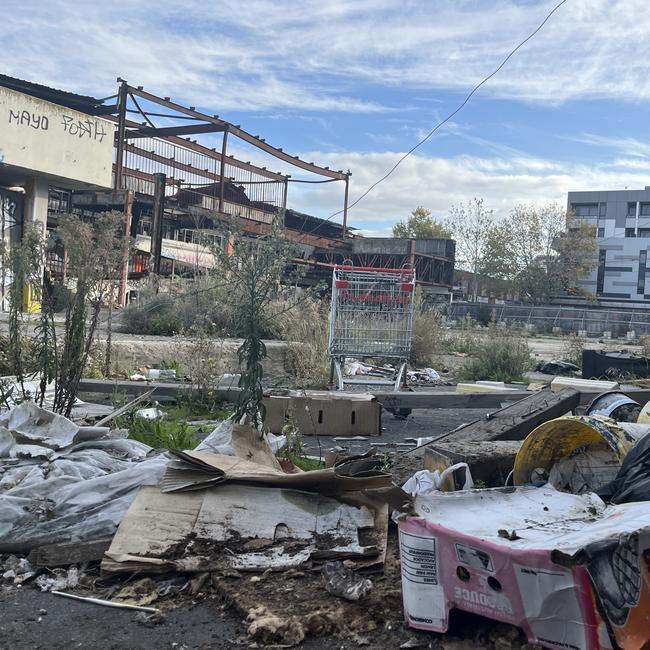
[2,381,650,649]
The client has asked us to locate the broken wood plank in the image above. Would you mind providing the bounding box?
[373,390,529,410]
[435,388,580,444]
[28,538,113,567]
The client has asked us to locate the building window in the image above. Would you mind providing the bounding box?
[597,227,605,237]
[597,249,606,295]
[641,203,650,216]
[628,202,638,217]
[638,250,647,295]
[599,202,607,217]
[638,228,650,238]
[572,203,598,217]
[625,228,637,237]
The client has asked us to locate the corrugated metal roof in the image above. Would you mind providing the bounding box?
[0,74,107,114]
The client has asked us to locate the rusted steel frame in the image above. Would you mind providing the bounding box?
[114,81,128,190]
[114,164,176,184]
[123,142,221,183]
[118,190,134,306]
[150,173,166,275]
[125,85,346,180]
[105,115,285,181]
[124,123,225,139]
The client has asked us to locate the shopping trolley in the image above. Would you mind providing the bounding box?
[328,265,416,391]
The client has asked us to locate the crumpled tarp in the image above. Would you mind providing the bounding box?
[598,431,650,504]
[0,401,166,552]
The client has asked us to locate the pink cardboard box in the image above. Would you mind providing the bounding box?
[398,486,650,650]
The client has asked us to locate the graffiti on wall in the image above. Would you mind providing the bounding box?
[8,109,107,143]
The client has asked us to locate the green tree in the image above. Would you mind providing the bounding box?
[392,206,451,239]
[485,203,597,304]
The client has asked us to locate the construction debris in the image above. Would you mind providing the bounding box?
[550,376,619,393]
[434,388,580,444]
[321,561,373,601]
[398,486,650,649]
[585,390,641,421]
[513,414,649,491]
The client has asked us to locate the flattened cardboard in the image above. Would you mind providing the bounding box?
[161,450,392,494]
[103,484,385,573]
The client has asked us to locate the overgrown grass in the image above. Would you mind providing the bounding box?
[121,414,201,450]
[457,325,532,383]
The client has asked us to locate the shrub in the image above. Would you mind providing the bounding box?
[457,325,531,383]
[122,292,182,336]
[562,334,585,368]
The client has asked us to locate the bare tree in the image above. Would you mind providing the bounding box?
[447,198,495,301]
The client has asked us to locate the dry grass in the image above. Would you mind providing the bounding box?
[267,297,331,388]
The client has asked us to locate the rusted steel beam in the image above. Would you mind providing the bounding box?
[125,123,226,139]
[114,81,128,190]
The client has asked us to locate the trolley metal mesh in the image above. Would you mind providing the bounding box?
[328,266,416,358]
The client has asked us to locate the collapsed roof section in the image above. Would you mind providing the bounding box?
[94,80,352,236]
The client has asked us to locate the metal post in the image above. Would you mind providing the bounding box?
[342,176,349,238]
[219,129,229,214]
[118,190,134,307]
[114,80,128,191]
[281,178,288,226]
[150,173,166,275]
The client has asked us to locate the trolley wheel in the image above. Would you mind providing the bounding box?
[392,407,412,419]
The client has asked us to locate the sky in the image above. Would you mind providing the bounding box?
[4,0,650,235]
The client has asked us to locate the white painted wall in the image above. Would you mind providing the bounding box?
[0,86,114,188]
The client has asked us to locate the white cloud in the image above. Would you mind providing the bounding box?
[286,149,650,236]
[3,0,650,112]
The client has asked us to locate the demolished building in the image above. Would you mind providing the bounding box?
[0,76,455,306]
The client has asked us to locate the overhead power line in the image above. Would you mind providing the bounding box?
[300,0,569,239]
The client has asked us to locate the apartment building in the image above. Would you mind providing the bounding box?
[568,187,650,308]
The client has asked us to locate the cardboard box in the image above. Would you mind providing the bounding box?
[398,487,650,650]
[264,391,381,436]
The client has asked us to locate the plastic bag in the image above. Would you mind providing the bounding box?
[402,463,474,496]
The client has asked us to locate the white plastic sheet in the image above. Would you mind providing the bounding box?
[196,417,286,455]
[0,402,166,551]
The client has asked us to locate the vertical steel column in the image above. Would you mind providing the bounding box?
[114,80,128,191]
[342,176,350,238]
[219,128,229,214]
[280,178,288,226]
[150,173,166,275]
[118,190,134,306]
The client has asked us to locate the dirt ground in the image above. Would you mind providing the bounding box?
[1,534,539,650]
